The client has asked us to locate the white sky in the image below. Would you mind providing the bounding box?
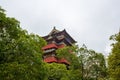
[0,0,120,56]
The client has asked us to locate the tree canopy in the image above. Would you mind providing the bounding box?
[0,6,47,80]
[77,45,107,80]
[108,32,120,80]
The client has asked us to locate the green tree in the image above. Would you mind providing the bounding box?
[45,63,69,80]
[56,46,81,70]
[0,6,47,80]
[78,44,107,80]
[108,32,120,80]
[56,46,82,80]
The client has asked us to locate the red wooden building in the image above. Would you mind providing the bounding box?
[42,27,76,65]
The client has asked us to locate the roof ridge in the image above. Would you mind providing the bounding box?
[48,27,60,35]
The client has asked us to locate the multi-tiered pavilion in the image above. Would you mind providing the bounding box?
[42,27,76,65]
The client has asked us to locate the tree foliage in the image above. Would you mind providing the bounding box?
[0,6,47,80]
[56,46,82,80]
[108,32,120,80]
[56,46,81,70]
[45,63,69,80]
[78,45,107,80]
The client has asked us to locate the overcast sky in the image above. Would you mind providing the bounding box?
[0,0,120,56]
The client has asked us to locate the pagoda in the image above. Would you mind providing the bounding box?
[42,27,76,65]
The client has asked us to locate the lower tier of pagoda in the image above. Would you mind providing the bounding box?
[44,56,70,65]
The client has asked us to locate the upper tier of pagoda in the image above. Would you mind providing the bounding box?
[42,27,76,46]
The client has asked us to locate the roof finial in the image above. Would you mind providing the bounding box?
[82,44,87,49]
[54,26,56,29]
